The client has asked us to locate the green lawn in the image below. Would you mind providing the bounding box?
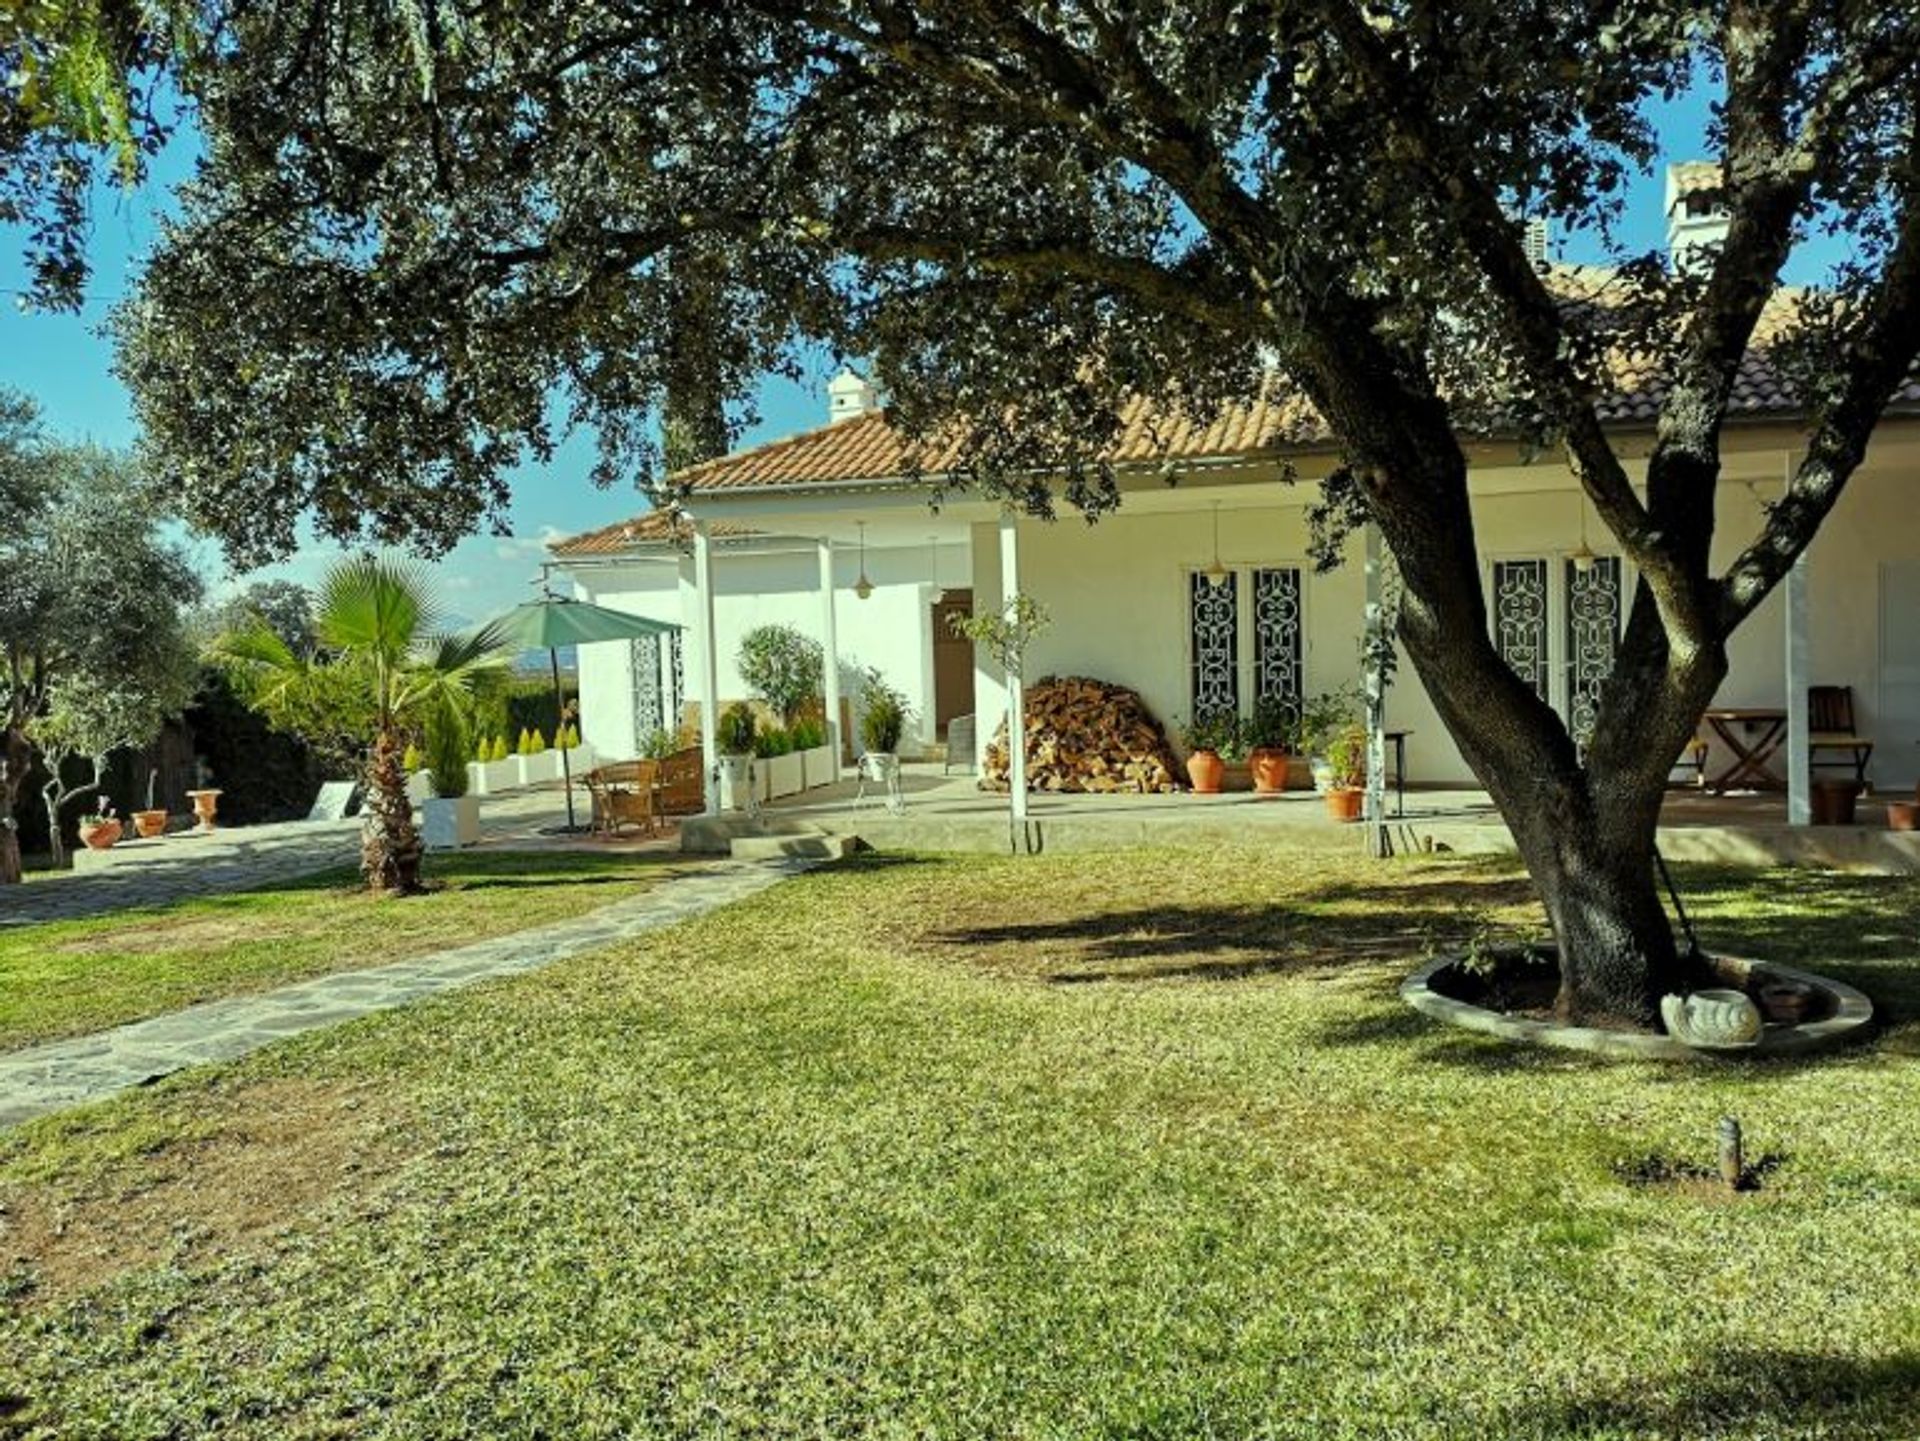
[3,847,1919,1438]
[0,852,684,1051]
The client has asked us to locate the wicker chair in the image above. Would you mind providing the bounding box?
[583,761,660,838]
[655,747,707,817]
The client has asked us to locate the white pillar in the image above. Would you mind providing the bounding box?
[1362,523,1390,857]
[692,520,722,814]
[1786,550,1811,826]
[819,537,842,770]
[1000,510,1028,829]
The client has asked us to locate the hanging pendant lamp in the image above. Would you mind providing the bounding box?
[853,522,875,600]
[1203,501,1230,588]
[1569,490,1596,574]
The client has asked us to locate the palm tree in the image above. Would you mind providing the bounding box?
[214,556,503,895]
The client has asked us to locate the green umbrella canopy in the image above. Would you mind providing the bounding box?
[482,597,683,650]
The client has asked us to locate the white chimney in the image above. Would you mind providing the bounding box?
[827,367,881,425]
[1665,162,1729,277]
[1522,216,1551,270]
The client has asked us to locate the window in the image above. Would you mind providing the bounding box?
[1491,559,1551,703]
[1188,564,1306,722]
[1490,554,1625,745]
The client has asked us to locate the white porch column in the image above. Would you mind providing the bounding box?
[1000,510,1028,829]
[818,537,843,770]
[1786,550,1811,826]
[1362,523,1390,858]
[692,520,722,814]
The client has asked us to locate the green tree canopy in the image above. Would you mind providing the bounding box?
[104,4,1920,1021]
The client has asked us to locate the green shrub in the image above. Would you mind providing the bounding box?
[719,702,756,756]
[752,725,795,759]
[790,717,826,750]
[737,625,824,726]
[639,728,678,761]
[402,741,424,773]
[528,728,548,754]
[860,674,909,754]
[425,706,470,799]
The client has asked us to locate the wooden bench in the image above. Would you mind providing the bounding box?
[583,761,661,837]
[1809,684,1874,790]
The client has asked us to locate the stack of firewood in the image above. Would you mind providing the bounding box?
[981,675,1184,793]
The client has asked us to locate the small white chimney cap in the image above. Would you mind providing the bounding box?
[827,367,881,425]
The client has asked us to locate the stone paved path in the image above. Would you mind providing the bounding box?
[0,856,814,1129]
[0,792,569,926]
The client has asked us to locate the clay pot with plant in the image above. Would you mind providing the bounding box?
[1179,714,1235,794]
[1246,696,1298,795]
[1298,686,1363,794]
[132,767,168,838]
[1323,726,1369,822]
[78,798,123,850]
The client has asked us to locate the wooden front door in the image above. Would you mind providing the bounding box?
[932,589,976,737]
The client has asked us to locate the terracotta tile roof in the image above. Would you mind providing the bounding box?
[551,284,1920,559]
[1667,161,1723,205]
[551,511,760,557]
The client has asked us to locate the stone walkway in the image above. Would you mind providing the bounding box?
[0,792,571,926]
[0,856,814,1129]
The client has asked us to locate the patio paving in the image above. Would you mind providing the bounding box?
[0,853,816,1129]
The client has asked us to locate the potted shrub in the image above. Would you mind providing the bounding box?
[859,675,909,789]
[1246,696,1297,795]
[1299,686,1363,793]
[790,716,834,789]
[77,797,123,850]
[1323,725,1369,821]
[718,701,757,810]
[132,767,168,839]
[1179,714,1231,794]
[755,724,805,799]
[421,707,481,850]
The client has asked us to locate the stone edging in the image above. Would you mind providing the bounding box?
[1400,953,1875,1061]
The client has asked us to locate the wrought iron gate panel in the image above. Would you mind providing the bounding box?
[1252,567,1304,715]
[1564,556,1622,746]
[1492,559,1551,703]
[630,634,664,748]
[667,631,685,731]
[1188,570,1240,723]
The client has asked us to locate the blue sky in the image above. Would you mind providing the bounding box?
[0,82,1852,626]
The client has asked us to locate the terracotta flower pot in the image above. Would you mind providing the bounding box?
[132,809,168,839]
[78,819,122,850]
[1888,800,1919,833]
[1186,749,1225,794]
[1250,748,1291,794]
[1324,787,1365,822]
[1810,779,1860,826]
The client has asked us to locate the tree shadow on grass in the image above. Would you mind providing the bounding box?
[1464,1346,1920,1439]
[932,903,1483,986]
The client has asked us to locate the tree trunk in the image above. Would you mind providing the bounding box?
[361,728,424,895]
[0,724,29,885]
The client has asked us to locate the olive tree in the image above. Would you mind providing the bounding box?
[0,394,201,880]
[109,3,1920,1022]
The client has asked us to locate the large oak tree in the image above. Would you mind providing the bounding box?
[98,2,1920,1022]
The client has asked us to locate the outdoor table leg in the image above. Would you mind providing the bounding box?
[1706,715,1788,790]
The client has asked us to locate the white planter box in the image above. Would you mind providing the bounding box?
[422,794,482,850]
[801,745,837,790]
[514,751,562,788]
[718,754,754,812]
[768,751,805,798]
[405,770,434,805]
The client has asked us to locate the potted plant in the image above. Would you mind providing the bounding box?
[1299,685,1363,793]
[790,716,834,789]
[859,674,909,788]
[718,701,757,811]
[77,797,122,850]
[1246,696,1297,795]
[754,723,806,799]
[421,706,482,850]
[1323,725,1369,822]
[132,767,168,839]
[1179,714,1232,794]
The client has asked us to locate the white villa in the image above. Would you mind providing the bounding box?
[548,168,1920,823]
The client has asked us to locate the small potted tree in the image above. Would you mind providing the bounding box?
[1246,696,1297,795]
[1299,685,1363,793]
[77,797,123,850]
[859,675,909,783]
[132,767,169,838]
[421,705,481,849]
[1323,725,1369,822]
[718,701,757,811]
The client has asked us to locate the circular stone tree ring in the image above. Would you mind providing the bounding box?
[1401,949,1874,1061]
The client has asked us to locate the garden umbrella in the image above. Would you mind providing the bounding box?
[480,597,683,831]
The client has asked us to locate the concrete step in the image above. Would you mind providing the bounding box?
[727,832,863,862]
